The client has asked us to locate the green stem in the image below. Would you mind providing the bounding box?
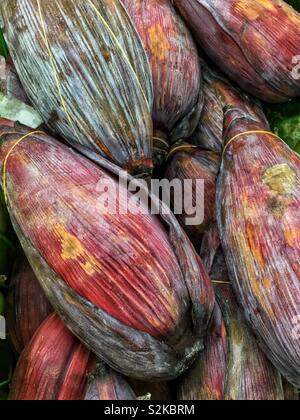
[0,379,10,388]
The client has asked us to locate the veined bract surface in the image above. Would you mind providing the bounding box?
[0,0,154,174]
[123,0,203,149]
[0,121,215,380]
[174,0,300,103]
[217,105,300,388]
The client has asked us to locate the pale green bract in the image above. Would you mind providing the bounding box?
[0,92,43,128]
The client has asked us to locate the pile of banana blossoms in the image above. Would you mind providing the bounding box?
[176,59,300,392]
[0,0,154,174]
[1,0,300,401]
[0,120,214,381]
[192,59,300,390]
[174,0,300,103]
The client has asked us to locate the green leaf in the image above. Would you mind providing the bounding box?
[285,0,300,12]
[264,99,300,154]
[0,30,8,59]
[0,92,43,128]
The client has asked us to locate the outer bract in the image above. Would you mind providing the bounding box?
[217,105,300,388]
[174,0,300,102]
[85,364,136,400]
[2,58,30,105]
[216,284,284,401]
[0,121,215,380]
[1,0,154,174]
[178,304,227,401]
[123,0,203,149]
[6,253,53,354]
[282,378,299,401]
[165,145,220,249]
[190,64,268,154]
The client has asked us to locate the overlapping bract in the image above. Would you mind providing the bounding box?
[123,0,203,150]
[10,314,95,400]
[0,121,214,380]
[1,0,154,173]
[217,103,300,388]
[6,254,52,354]
[175,0,300,102]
